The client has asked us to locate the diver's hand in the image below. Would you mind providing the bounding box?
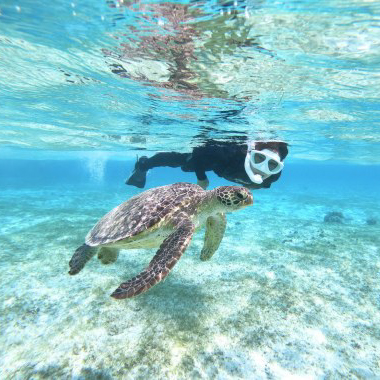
[197,179,209,190]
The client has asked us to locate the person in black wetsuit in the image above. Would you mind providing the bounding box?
[126,140,288,190]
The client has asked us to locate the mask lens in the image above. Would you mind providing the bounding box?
[253,153,266,164]
[268,159,279,171]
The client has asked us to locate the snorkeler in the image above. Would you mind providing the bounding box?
[109,2,288,191]
[126,139,288,190]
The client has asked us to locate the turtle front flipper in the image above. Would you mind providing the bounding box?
[200,213,226,261]
[111,216,195,299]
[69,244,98,275]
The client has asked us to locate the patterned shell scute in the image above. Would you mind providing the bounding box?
[85,183,204,246]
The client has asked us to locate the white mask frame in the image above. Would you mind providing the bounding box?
[244,148,284,184]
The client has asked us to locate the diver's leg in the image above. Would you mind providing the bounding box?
[126,152,191,188]
[145,152,190,169]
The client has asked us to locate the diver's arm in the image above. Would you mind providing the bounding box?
[195,169,209,189]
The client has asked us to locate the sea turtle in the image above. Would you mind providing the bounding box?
[69,182,253,299]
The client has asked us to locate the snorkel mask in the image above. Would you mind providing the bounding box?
[244,147,284,184]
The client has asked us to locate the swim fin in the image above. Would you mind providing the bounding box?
[125,156,148,188]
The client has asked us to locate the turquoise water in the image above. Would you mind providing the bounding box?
[1,0,380,379]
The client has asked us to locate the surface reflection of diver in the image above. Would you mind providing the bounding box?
[105,0,274,98]
[126,140,288,190]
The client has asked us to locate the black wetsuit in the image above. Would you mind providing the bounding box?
[140,140,288,189]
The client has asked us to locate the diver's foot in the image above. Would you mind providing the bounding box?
[125,156,148,188]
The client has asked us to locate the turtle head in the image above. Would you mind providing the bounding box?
[214,186,253,212]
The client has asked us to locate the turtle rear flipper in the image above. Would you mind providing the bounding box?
[69,244,98,275]
[98,247,119,265]
[111,216,195,299]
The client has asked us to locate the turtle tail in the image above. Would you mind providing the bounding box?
[69,244,97,275]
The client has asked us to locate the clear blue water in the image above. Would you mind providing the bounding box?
[1,0,380,378]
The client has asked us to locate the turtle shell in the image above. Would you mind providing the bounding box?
[85,183,203,246]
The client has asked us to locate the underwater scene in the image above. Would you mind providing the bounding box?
[1,0,380,379]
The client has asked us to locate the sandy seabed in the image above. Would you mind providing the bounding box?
[1,185,379,379]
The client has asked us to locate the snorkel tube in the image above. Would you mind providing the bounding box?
[244,152,264,184]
